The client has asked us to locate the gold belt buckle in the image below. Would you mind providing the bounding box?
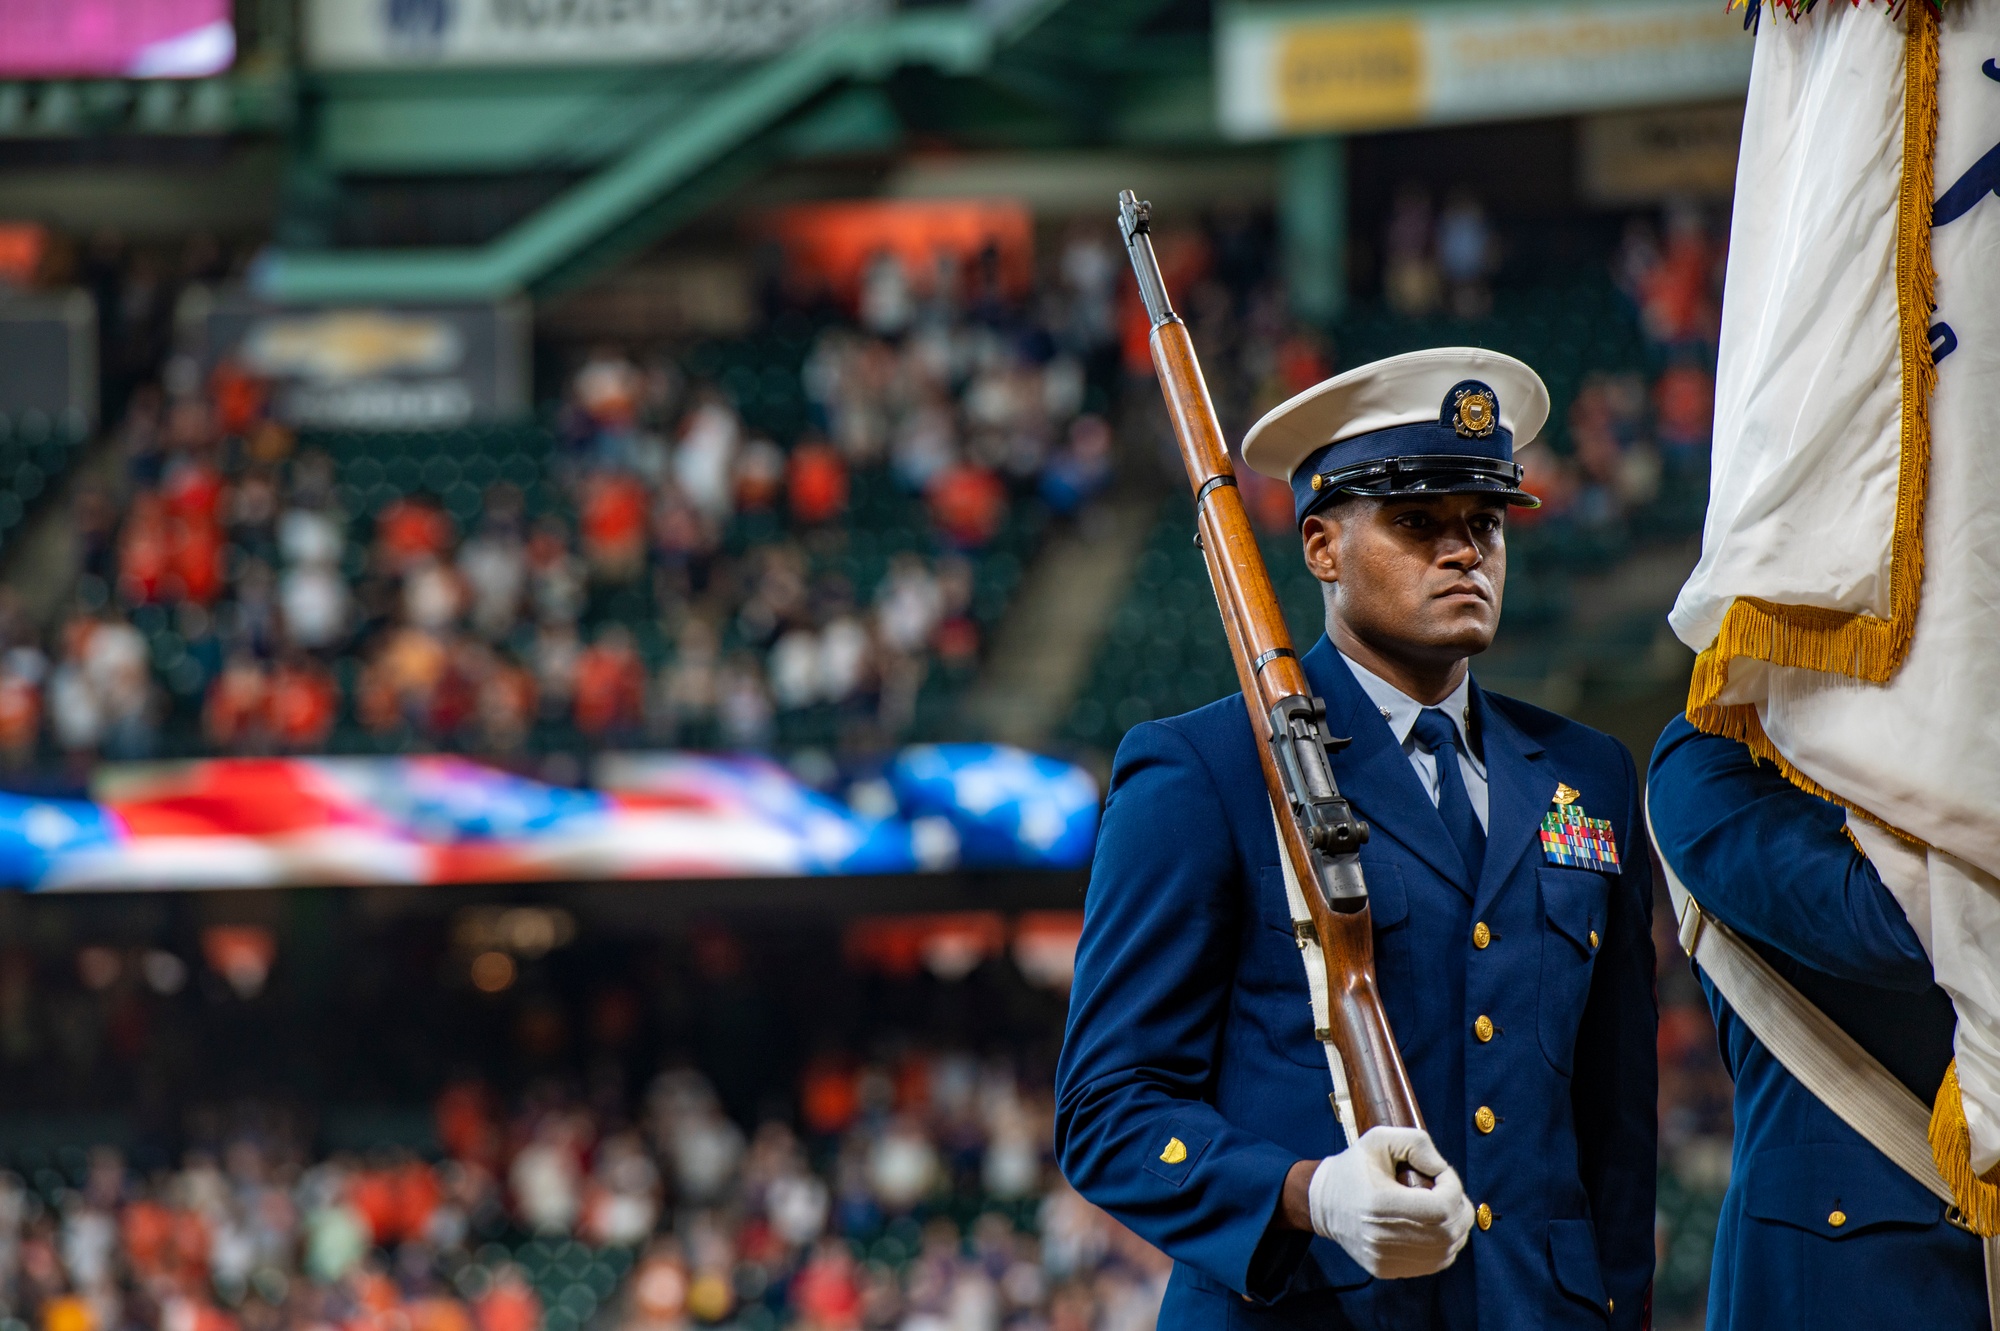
[1676,896,1707,956]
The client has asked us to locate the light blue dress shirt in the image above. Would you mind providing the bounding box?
[1338,651,1489,832]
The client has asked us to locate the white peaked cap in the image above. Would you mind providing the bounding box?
[1240,346,1552,482]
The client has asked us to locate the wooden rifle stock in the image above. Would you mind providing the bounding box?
[1117,192,1430,1184]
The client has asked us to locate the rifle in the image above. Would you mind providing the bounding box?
[1117,190,1430,1184]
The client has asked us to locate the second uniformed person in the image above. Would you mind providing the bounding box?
[1055,348,1657,1328]
[1649,718,1986,1328]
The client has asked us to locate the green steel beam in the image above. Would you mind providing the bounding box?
[1280,135,1348,322]
[314,67,735,175]
[256,12,992,304]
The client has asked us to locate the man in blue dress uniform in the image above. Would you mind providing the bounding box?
[1648,718,1988,1329]
[1056,348,1657,1329]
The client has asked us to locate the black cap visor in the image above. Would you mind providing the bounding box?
[1301,453,1540,524]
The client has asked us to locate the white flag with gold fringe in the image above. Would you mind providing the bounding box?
[1669,0,2000,1227]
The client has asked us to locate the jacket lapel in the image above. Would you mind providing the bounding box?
[1301,637,1471,895]
[1470,679,1556,912]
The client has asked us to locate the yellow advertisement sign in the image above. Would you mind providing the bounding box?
[1219,0,1752,139]
[1275,17,1425,130]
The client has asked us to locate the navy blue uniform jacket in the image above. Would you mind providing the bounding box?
[1648,717,1984,1330]
[1056,637,1657,1329]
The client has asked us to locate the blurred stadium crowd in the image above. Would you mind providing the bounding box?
[0,263,1115,770]
[0,200,1723,779]
[0,903,1736,1331]
[0,1058,1169,1331]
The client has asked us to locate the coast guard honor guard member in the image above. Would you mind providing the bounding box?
[1649,721,1988,1329]
[1055,348,1657,1329]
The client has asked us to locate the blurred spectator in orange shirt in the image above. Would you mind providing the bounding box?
[1509,438,1578,525]
[119,1199,174,1282]
[579,472,649,583]
[472,1267,539,1331]
[926,465,1006,551]
[1635,205,1721,348]
[800,1058,860,1138]
[573,626,645,740]
[205,656,271,751]
[407,1299,473,1331]
[1275,331,1332,398]
[267,656,337,752]
[1654,362,1716,452]
[787,438,848,526]
[375,498,456,576]
[162,453,225,529]
[351,1158,440,1247]
[209,360,267,437]
[790,1239,863,1330]
[117,495,172,605]
[350,1268,403,1331]
[0,649,43,768]
[171,520,226,606]
[436,1083,505,1171]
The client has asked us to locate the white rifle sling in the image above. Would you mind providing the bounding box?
[1272,803,1356,1138]
[1647,803,2000,1329]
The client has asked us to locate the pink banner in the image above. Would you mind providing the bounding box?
[0,0,233,78]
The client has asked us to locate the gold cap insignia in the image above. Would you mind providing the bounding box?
[1160,1137,1188,1165]
[1310,473,1324,491]
[1453,387,1498,439]
[1553,783,1580,806]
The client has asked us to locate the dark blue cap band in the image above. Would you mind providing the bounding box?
[1291,378,1527,526]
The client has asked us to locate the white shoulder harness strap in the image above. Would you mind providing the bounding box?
[1646,801,2000,1326]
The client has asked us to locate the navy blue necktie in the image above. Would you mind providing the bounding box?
[1413,707,1485,885]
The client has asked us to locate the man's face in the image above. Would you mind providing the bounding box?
[1301,493,1507,669]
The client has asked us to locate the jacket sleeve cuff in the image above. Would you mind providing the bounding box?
[1221,1142,1318,1301]
[1245,1219,1314,1303]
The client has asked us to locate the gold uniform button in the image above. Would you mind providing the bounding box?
[1472,922,1491,949]
[1828,1209,1847,1228]
[1474,1105,1496,1134]
[1160,1137,1187,1165]
[1608,1298,1615,1313]
[1474,1015,1495,1042]
[1589,929,1601,948]
[1475,1203,1493,1230]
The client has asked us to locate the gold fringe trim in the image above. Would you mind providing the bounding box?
[1686,653,1926,846]
[1688,2,1940,762]
[1732,0,1954,21]
[1686,676,1857,809]
[1930,1062,2000,1236]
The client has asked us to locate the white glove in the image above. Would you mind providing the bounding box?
[1307,1126,1475,1279]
